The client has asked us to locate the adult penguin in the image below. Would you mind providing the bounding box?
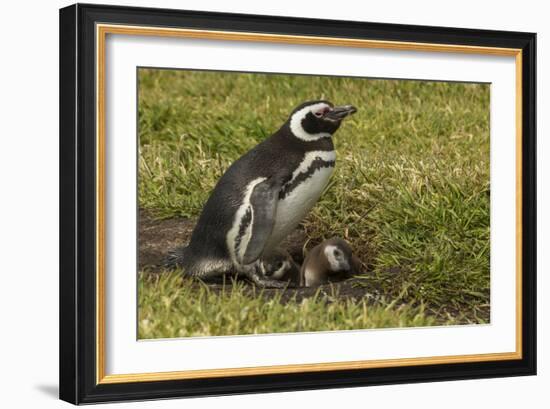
[167,100,357,287]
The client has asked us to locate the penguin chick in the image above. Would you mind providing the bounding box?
[300,238,362,287]
[259,249,300,287]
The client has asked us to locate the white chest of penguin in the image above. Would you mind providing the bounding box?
[265,150,335,250]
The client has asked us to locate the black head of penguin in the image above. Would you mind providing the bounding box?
[288,100,357,137]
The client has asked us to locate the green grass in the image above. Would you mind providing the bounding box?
[138,68,490,337]
[139,271,435,339]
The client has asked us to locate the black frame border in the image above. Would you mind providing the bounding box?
[59,3,536,404]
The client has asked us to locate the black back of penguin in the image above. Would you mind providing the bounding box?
[185,111,334,261]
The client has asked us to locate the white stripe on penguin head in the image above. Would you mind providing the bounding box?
[289,102,332,141]
[324,244,350,272]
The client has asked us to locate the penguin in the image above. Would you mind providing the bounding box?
[300,238,362,287]
[168,100,357,287]
[259,248,300,287]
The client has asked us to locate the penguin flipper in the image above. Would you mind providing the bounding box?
[241,179,280,265]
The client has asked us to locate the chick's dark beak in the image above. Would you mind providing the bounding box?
[326,105,357,120]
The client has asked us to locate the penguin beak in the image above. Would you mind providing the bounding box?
[326,105,357,120]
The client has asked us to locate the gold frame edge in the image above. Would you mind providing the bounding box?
[95,23,524,385]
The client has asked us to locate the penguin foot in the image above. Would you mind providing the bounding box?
[243,266,289,288]
[251,276,289,289]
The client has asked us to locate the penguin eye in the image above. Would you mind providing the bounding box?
[333,249,342,258]
[276,261,284,269]
[314,107,330,118]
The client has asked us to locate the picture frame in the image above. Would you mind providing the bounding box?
[59,3,536,404]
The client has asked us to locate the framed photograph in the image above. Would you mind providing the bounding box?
[59,3,536,404]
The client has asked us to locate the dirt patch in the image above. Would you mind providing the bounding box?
[139,209,310,271]
[174,276,379,305]
[139,210,194,270]
[139,209,383,303]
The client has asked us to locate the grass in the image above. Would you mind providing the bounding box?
[138,68,490,338]
[138,271,435,339]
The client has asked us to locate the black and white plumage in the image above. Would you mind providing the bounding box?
[259,248,300,287]
[168,100,357,287]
